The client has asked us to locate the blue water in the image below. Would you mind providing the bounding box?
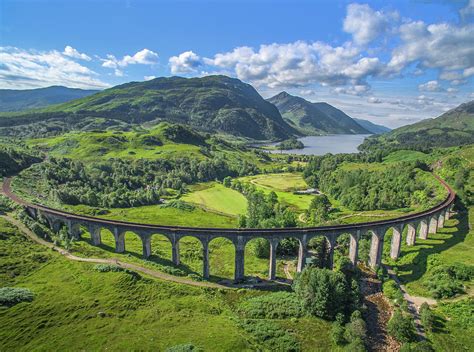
[267,134,372,155]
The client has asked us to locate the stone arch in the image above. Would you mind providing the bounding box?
[307,234,333,269]
[149,233,173,264]
[244,237,271,279]
[119,230,144,257]
[274,235,304,280]
[93,227,116,252]
[177,235,204,278]
[208,236,235,280]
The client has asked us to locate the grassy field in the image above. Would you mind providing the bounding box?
[182,183,247,216]
[237,173,314,210]
[0,216,335,351]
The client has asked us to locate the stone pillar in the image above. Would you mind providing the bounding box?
[202,240,210,280]
[297,238,308,272]
[390,226,402,260]
[326,237,335,270]
[114,228,125,253]
[172,237,180,265]
[142,235,151,258]
[89,226,102,245]
[406,223,416,246]
[349,231,360,266]
[234,236,245,282]
[268,239,278,280]
[429,216,438,234]
[444,208,450,221]
[67,220,81,239]
[438,212,445,229]
[369,230,384,269]
[419,219,428,240]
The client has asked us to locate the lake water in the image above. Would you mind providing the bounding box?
[267,134,372,155]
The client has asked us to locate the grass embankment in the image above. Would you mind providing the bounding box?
[0,216,335,351]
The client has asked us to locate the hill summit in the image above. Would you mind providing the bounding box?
[267,91,371,135]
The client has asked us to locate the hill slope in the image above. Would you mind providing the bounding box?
[0,86,99,112]
[267,92,370,135]
[0,76,296,140]
[353,118,391,134]
[360,100,474,151]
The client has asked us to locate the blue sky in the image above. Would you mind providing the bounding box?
[1,0,473,127]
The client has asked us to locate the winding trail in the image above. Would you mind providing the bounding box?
[1,214,227,289]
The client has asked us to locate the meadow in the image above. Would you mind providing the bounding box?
[0,216,336,351]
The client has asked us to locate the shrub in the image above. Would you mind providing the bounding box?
[387,309,416,343]
[419,303,434,332]
[93,264,124,272]
[165,343,202,352]
[344,310,367,344]
[238,319,300,352]
[0,287,34,306]
[239,292,303,319]
[331,313,346,346]
[424,263,474,298]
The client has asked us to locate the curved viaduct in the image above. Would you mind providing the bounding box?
[3,176,455,282]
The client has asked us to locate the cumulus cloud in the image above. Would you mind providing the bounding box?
[343,3,398,46]
[144,75,156,81]
[418,80,444,92]
[387,21,474,81]
[460,0,474,21]
[333,84,371,96]
[102,48,158,69]
[0,46,109,89]
[63,45,91,61]
[169,51,203,74]
[367,96,382,104]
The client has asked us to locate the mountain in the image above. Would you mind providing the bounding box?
[0,86,99,112]
[353,118,391,134]
[359,100,474,151]
[0,76,296,140]
[267,92,371,135]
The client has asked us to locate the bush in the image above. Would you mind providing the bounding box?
[239,292,303,319]
[238,319,300,352]
[165,343,202,352]
[424,263,474,298]
[344,310,367,344]
[387,309,416,343]
[93,264,124,272]
[331,313,346,346]
[0,287,34,306]
[419,303,434,332]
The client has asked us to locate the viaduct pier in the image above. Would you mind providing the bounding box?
[3,176,455,282]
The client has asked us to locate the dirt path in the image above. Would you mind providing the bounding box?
[1,214,228,290]
[385,266,437,339]
[283,262,293,280]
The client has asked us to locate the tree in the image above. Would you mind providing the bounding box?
[306,194,331,225]
[223,176,232,187]
[419,303,434,332]
[387,309,416,343]
[331,313,346,345]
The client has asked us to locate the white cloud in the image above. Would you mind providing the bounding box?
[387,21,474,81]
[0,46,109,89]
[333,84,370,96]
[447,87,458,93]
[169,51,203,74]
[144,75,156,81]
[460,0,474,20]
[63,45,91,61]
[367,96,382,104]
[418,80,443,92]
[102,48,158,69]
[343,3,398,46]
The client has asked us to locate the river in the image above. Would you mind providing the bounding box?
[266,134,372,155]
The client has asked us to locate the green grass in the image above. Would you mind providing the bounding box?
[382,150,431,163]
[182,183,247,216]
[0,216,333,351]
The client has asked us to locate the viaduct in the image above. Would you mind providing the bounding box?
[3,176,455,282]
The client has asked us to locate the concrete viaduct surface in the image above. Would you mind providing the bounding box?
[3,175,455,282]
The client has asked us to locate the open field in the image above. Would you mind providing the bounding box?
[182,183,247,216]
[0,216,335,351]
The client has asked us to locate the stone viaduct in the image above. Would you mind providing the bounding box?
[3,176,455,282]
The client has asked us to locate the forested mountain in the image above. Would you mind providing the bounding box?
[267,92,370,135]
[0,86,99,112]
[353,118,391,134]
[0,76,297,140]
[360,100,474,152]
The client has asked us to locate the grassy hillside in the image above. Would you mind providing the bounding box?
[353,118,391,134]
[268,91,370,135]
[0,75,297,141]
[0,86,99,112]
[360,100,474,152]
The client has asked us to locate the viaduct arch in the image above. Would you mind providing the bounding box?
[3,175,455,282]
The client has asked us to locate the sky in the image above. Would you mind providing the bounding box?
[1,0,473,128]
